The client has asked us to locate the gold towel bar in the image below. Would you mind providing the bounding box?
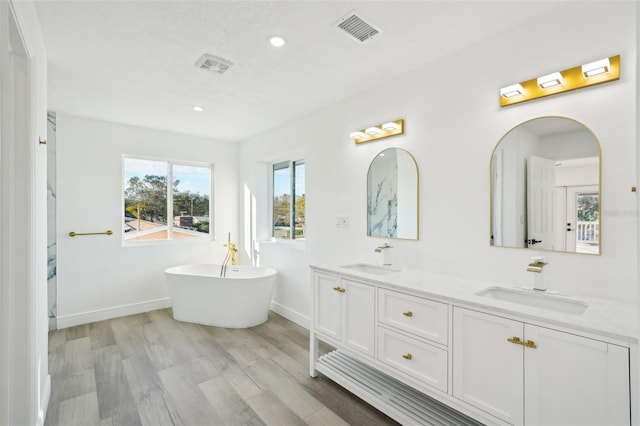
[69,230,113,237]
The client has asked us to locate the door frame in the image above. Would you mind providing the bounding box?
[0,1,42,424]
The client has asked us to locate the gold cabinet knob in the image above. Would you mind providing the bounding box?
[507,337,522,345]
[524,340,537,349]
[402,353,413,360]
[402,311,413,317]
[332,287,346,293]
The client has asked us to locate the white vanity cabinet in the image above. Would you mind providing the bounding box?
[313,271,375,356]
[452,307,631,426]
[310,266,633,426]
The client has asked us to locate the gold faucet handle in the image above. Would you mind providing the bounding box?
[375,243,393,252]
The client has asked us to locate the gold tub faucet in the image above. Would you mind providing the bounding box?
[224,233,238,266]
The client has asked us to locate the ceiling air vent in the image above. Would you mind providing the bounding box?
[336,12,381,43]
[195,54,233,75]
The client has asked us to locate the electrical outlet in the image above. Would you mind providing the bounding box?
[336,216,349,228]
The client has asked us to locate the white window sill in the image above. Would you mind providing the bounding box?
[258,238,306,250]
[122,236,213,248]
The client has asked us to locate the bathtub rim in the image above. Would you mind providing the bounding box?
[164,263,277,279]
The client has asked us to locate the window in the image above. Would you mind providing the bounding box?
[575,192,599,254]
[123,157,212,242]
[273,160,305,240]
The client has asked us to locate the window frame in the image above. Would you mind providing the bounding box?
[122,155,214,245]
[272,159,305,240]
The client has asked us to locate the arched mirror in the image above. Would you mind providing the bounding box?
[367,148,418,240]
[490,117,600,254]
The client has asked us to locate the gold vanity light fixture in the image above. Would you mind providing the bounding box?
[351,119,404,144]
[499,55,620,107]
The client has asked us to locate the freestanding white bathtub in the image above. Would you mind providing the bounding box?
[165,264,277,328]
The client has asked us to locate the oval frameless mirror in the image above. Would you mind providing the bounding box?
[367,147,418,240]
[490,117,600,254]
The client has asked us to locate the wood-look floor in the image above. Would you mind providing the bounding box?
[45,309,399,426]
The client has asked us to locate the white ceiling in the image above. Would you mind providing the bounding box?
[35,0,570,142]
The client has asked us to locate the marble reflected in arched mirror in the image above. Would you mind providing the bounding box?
[490,117,601,254]
[367,148,418,240]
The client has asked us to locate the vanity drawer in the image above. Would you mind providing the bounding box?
[378,289,448,345]
[377,326,448,393]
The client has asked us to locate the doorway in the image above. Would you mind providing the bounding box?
[554,185,599,254]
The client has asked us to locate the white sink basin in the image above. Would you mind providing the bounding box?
[477,286,588,315]
[341,263,401,275]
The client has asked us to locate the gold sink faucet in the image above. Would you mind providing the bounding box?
[374,243,393,266]
[527,257,547,291]
[527,257,547,273]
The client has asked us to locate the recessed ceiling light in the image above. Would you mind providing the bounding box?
[192,106,205,112]
[268,35,286,47]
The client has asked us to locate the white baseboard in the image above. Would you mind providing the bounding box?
[56,298,172,329]
[39,374,51,426]
[270,300,309,329]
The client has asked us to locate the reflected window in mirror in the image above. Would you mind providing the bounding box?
[490,117,600,254]
[367,148,418,240]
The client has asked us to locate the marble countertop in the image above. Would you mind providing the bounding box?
[310,263,639,345]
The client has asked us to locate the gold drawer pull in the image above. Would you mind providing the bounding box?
[332,287,346,293]
[402,353,413,360]
[507,337,522,345]
[402,311,413,317]
[507,337,537,349]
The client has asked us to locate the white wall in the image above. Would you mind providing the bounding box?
[55,114,238,327]
[239,1,638,327]
[556,162,599,187]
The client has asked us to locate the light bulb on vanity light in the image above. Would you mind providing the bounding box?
[365,126,382,135]
[537,72,563,89]
[381,122,400,131]
[500,83,524,98]
[350,131,365,139]
[582,58,610,77]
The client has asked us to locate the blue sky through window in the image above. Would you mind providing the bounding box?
[124,158,210,195]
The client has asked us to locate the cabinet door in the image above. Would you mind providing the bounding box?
[453,307,524,425]
[343,279,375,356]
[314,273,342,340]
[524,325,630,426]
